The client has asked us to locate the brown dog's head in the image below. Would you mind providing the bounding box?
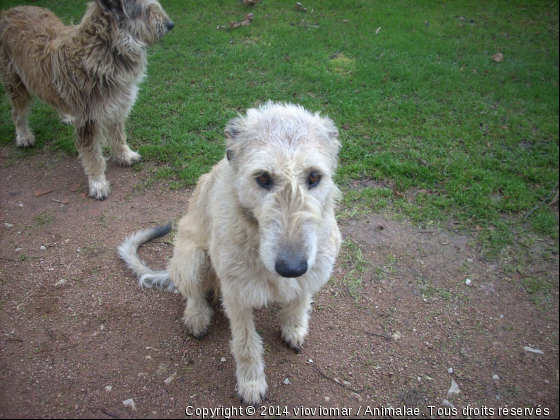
[94,0,174,47]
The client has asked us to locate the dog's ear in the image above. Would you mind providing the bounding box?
[319,115,341,151]
[96,0,126,20]
[224,119,242,163]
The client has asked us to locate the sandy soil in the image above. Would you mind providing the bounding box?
[0,146,558,419]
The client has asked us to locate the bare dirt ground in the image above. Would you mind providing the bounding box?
[0,145,558,419]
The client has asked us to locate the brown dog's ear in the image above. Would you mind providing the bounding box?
[96,0,126,20]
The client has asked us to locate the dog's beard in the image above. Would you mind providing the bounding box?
[258,219,318,279]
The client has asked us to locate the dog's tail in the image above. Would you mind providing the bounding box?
[118,223,176,292]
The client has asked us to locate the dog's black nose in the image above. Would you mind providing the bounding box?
[275,257,308,278]
[167,20,175,31]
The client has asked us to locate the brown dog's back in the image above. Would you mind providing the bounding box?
[0,7,70,107]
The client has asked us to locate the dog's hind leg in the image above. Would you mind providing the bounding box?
[1,70,35,147]
[75,120,110,200]
[278,292,312,352]
[223,299,268,405]
[108,121,142,166]
[169,242,214,339]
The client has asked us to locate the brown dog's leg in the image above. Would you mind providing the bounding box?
[75,120,110,200]
[108,121,142,166]
[1,69,35,147]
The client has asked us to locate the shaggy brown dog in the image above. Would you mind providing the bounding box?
[0,0,174,199]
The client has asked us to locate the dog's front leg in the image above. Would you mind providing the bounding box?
[278,292,311,352]
[108,121,142,166]
[223,298,267,405]
[75,120,110,200]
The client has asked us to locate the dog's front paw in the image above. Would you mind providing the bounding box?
[16,133,35,148]
[182,301,213,338]
[89,178,111,200]
[281,325,307,352]
[238,378,267,406]
[116,150,142,167]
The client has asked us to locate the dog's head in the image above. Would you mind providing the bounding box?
[225,102,341,279]
[95,0,174,47]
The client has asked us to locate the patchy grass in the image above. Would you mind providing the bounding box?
[0,0,557,254]
[33,211,56,227]
[336,239,371,301]
[521,276,556,312]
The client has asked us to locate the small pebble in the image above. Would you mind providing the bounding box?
[442,399,455,409]
[448,379,460,395]
[123,399,136,411]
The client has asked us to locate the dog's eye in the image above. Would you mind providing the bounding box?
[308,172,322,188]
[256,172,272,190]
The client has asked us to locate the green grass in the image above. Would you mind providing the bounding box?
[337,239,370,301]
[33,211,56,227]
[1,0,558,253]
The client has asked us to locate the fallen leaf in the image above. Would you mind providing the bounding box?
[242,13,253,25]
[376,27,381,34]
[69,183,81,192]
[295,2,307,11]
[230,13,253,28]
[393,190,405,198]
[492,52,504,62]
[243,0,259,5]
[34,188,53,197]
[524,346,544,355]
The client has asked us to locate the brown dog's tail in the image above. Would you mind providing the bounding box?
[118,223,176,292]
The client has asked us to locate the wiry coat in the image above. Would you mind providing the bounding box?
[119,102,342,405]
[0,0,174,199]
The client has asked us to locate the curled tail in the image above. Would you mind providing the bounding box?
[118,223,176,292]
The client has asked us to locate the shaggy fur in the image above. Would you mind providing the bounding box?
[119,102,342,404]
[0,0,174,199]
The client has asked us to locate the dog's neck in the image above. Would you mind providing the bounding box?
[75,4,147,65]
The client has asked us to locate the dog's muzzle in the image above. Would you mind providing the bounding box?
[275,252,308,278]
[166,20,175,31]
